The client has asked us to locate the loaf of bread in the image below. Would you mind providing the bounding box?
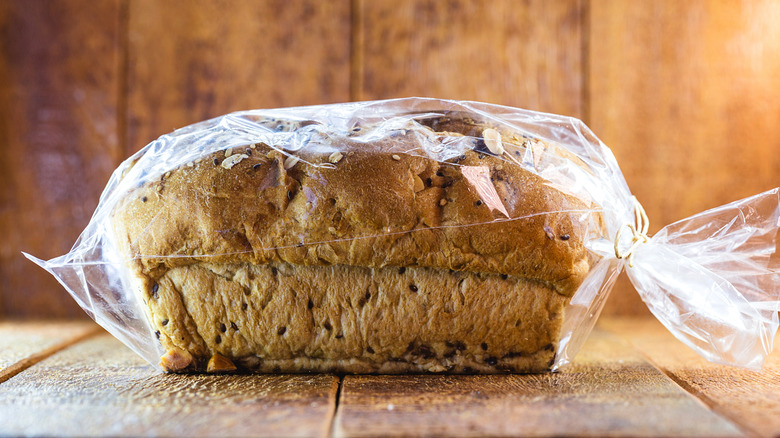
[111,111,595,373]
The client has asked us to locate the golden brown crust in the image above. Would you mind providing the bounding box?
[113,119,591,295]
[152,262,565,373]
[111,112,595,373]
[207,353,237,373]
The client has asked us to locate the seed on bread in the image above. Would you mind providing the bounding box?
[284,155,300,169]
[483,128,505,155]
[413,175,425,192]
[329,152,343,164]
[221,153,249,169]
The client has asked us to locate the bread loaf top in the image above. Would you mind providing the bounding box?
[111,112,597,297]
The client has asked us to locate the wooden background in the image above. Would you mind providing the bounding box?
[1,0,778,319]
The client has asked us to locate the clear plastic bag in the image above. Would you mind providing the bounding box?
[25,98,780,372]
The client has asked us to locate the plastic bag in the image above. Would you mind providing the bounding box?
[25,98,780,371]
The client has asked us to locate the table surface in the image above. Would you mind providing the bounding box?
[0,317,778,438]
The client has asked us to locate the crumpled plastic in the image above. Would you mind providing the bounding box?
[25,98,780,371]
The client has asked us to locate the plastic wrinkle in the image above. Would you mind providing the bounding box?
[23,97,780,371]
[628,188,780,369]
[123,207,602,261]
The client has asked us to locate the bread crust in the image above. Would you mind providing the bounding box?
[111,113,595,373]
[150,262,565,373]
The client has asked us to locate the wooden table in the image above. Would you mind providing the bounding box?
[0,318,778,437]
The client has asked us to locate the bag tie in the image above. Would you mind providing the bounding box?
[614,196,649,268]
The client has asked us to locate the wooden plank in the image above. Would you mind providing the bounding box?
[600,317,780,438]
[590,1,780,316]
[125,0,351,155]
[333,328,743,437]
[0,321,101,383]
[356,0,585,118]
[0,333,339,437]
[0,0,123,318]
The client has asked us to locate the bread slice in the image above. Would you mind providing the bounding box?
[111,113,594,373]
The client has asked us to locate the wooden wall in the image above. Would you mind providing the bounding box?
[1,0,778,319]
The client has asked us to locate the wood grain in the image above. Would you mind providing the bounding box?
[125,0,351,155]
[0,0,123,318]
[4,0,779,322]
[590,1,780,316]
[601,317,780,438]
[332,327,743,437]
[0,334,339,437]
[0,321,100,383]
[356,0,585,118]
